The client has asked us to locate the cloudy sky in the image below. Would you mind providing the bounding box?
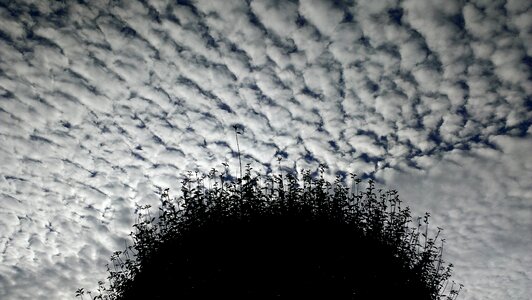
[0,0,530,299]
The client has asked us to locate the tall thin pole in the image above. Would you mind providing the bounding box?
[233,125,243,211]
[233,125,243,181]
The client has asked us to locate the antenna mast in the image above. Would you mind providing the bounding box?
[233,125,243,182]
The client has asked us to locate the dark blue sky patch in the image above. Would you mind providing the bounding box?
[334,170,348,182]
[456,105,469,119]
[60,121,71,129]
[25,31,64,55]
[523,56,532,80]
[261,162,273,175]
[165,147,186,157]
[153,87,172,102]
[428,128,443,146]
[247,9,268,35]
[524,95,532,110]
[424,53,444,74]
[131,151,147,162]
[257,93,277,106]
[213,140,231,150]
[202,30,218,49]
[359,172,375,181]
[358,152,382,165]
[328,140,339,151]
[29,134,54,145]
[218,102,234,113]
[338,70,346,99]
[4,175,28,182]
[45,6,69,27]
[229,42,241,54]
[457,79,470,96]
[301,86,322,99]
[99,125,111,134]
[0,88,14,98]
[221,172,238,182]
[279,164,298,177]
[366,80,380,93]
[88,53,112,73]
[120,25,137,38]
[440,143,454,152]
[141,1,162,23]
[161,118,178,130]
[0,1,24,18]
[316,120,327,133]
[497,120,532,138]
[449,13,465,32]
[359,35,371,48]
[0,29,14,44]
[241,153,264,166]
[176,75,224,105]
[377,135,390,152]
[247,83,260,91]
[63,69,93,87]
[275,149,289,159]
[464,134,485,150]
[403,140,422,158]
[475,59,498,81]
[388,8,403,25]
[152,163,179,171]
[295,13,307,27]
[515,120,532,137]
[152,134,165,145]
[45,222,57,233]
[307,169,320,180]
[27,4,41,17]
[342,11,353,23]
[377,43,401,60]
[166,10,182,26]
[403,157,423,171]
[399,71,418,87]
[355,129,381,141]
[79,182,108,198]
[454,142,471,151]
[303,151,317,164]
[175,0,199,13]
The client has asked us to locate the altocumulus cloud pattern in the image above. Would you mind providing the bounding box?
[0,0,530,299]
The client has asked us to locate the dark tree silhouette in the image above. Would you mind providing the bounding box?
[78,164,462,299]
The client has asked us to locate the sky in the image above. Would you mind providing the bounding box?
[0,0,530,299]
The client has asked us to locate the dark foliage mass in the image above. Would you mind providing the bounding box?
[77,164,461,299]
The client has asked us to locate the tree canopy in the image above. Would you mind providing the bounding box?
[77,164,462,299]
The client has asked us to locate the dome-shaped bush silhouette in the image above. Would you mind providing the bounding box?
[77,164,462,299]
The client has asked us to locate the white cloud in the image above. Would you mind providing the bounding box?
[378,134,532,300]
[250,0,298,38]
[0,0,530,299]
[298,0,344,36]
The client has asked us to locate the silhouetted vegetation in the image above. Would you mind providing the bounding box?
[77,164,461,299]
